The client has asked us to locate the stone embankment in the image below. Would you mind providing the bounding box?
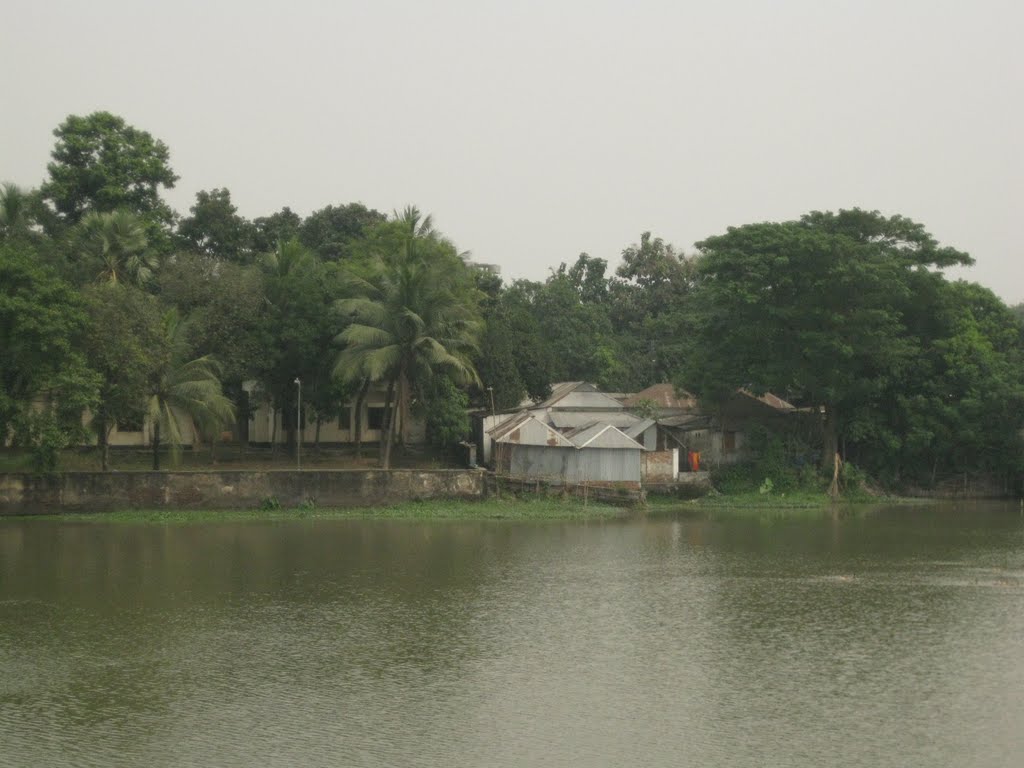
[0,469,486,515]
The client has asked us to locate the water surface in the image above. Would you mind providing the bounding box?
[2,503,1023,767]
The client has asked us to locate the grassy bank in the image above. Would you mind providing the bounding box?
[645,490,932,517]
[9,497,632,524]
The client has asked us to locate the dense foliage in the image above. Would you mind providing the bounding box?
[3,111,1022,489]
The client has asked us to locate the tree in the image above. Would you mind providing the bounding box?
[256,239,344,456]
[75,210,153,286]
[252,207,302,253]
[299,203,386,262]
[856,279,1024,486]
[177,188,255,262]
[81,285,164,470]
[0,241,97,465]
[423,374,470,450]
[608,232,696,389]
[473,278,556,410]
[157,253,268,438]
[146,310,235,470]
[0,183,32,239]
[335,208,482,468]
[530,255,620,387]
[40,112,178,249]
[1011,303,1024,326]
[680,209,973,471]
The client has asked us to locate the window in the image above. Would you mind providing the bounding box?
[367,407,386,430]
[338,405,351,430]
[723,431,737,453]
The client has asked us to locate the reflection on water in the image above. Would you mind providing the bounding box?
[1,504,1022,767]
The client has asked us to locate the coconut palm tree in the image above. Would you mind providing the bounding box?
[78,210,153,285]
[334,209,482,468]
[0,183,31,238]
[146,310,235,470]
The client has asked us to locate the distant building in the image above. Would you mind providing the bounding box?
[461,256,501,275]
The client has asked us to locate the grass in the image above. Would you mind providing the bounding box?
[644,488,933,520]
[7,497,633,525]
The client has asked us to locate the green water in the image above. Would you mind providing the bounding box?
[2,503,1022,767]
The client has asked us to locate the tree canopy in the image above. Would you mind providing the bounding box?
[3,112,1023,489]
[41,111,178,228]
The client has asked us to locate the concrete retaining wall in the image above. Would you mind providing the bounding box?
[0,470,487,515]
[644,471,713,499]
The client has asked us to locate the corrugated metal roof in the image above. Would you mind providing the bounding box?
[487,410,532,439]
[535,381,586,408]
[658,414,715,430]
[496,415,575,447]
[622,383,698,410]
[623,418,657,439]
[568,423,645,450]
[549,411,641,430]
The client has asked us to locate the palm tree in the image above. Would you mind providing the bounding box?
[146,310,235,470]
[334,209,482,468]
[79,210,153,285]
[0,183,31,238]
[262,237,314,282]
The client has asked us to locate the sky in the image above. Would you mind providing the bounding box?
[2,0,1021,303]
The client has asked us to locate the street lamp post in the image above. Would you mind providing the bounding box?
[294,377,302,471]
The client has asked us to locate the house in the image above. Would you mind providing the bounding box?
[495,414,647,484]
[620,383,698,417]
[480,382,639,464]
[482,380,807,482]
[243,381,426,447]
[657,389,807,468]
[484,382,681,485]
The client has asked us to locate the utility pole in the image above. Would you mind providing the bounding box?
[294,377,302,470]
[487,386,496,419]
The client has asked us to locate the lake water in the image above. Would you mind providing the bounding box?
[2,503,1023,767]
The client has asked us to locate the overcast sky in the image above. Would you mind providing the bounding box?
[2,0,1021,302]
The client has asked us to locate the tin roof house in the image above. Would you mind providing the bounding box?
[494,414,647,484]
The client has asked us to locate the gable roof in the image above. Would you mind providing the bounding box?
[622,383,697,411]
[566,423,645,450]
[495,415,575,448]
[487,410,532,440]
[536,382,626,411]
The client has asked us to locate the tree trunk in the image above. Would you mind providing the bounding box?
[270,405,278,457]
[385,376,402,469]
[315,417,322,456]
[354,378,369,460]
[98,421,111,472]
[828,451,841,499]
[821,403,838,471]
[381,377,397,469]
[152,421,161,471]
[399,368,411,447]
